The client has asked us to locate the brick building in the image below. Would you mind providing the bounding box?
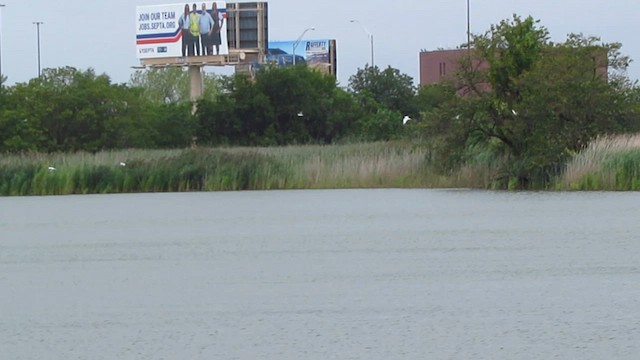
[419,48,490,95]
[419,48,608,88]
[419,49,470,86]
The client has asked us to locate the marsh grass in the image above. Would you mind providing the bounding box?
[0,142,452,196]
[558,134,640,190]
[456,143,508,189]
[250,142,438,188]
[6,136,638,196]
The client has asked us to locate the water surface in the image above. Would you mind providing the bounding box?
[2,190,639,359]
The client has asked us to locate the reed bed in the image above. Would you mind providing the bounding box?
[6,136,638,195]
[558,133,640,190]
[249,142,438,188]
[0,142,447,196]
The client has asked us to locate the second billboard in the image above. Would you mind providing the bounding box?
[268,39,336,75]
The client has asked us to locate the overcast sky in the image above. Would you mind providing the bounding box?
[0,0,638,87]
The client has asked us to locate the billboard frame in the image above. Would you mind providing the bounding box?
[136,2,267,69]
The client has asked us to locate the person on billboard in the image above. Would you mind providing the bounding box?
[210,2,225,55]
[178,4,191,57]
[199,3,215,55]
[189,3,201,56]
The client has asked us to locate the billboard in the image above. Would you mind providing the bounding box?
[267,39,336,75]
[136,2,229,59]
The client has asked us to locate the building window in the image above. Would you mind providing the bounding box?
[439,62,446,77]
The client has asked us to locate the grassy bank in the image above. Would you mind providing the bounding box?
[556,134,640,190]
[0,142,449,196]
[3,136,640,196]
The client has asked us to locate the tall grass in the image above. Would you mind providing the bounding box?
[249,142,438,188]
[453,142,508,189]
[557,134,640,190]
[0,142,455,196]
[6,136,638,196]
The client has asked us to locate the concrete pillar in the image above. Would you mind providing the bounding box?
[188,65,203,102]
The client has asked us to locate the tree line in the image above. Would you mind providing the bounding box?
[2,14,640,188]
[0,64,419,153]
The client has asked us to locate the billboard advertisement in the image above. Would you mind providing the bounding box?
[136,2,228,59]
[267,39,335,74]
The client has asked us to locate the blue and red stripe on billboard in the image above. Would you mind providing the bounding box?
[135,8,227,45]
[136,28,182,45]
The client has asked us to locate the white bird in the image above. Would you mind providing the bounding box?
[119,162,126,167]
[402,115,412,125]
[512,109,518,116]
[47,166,56,172]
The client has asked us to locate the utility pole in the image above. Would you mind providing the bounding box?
[0,4,5,80]
[466,0,471,54]
[33,21,43,77]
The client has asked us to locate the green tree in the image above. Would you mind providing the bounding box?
[129,67,222,103]
[348,65,418,141]
[0,74,6,101]
[196,73,273,145]
[196,66,358,146]
[1,67,125,152]
[255,65,352,144]
[109,92,195,149]
[0,67,208,152]
[348,65,418,117]
[130,67,190,103]
[416,83,456,112]
[428,15,637,188]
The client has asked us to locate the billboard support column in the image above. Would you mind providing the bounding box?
[189,65,203,103]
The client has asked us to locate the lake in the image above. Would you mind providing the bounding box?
[1,189,639,359]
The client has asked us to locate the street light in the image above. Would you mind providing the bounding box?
[350,19,374,67]
[466,0,471,52]
[292,27,314,66]
[0,4,5,81]
[33,21,43,77]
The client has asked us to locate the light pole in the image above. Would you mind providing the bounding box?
[0,4,5,81]
[292,27,314,66]
[466,0,470,51]
[33,21,43,77]
[350,19,374,67]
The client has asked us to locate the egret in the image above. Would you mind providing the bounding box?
[119,162,126,167]
[402,116,412,125]
[47,166,56,172]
